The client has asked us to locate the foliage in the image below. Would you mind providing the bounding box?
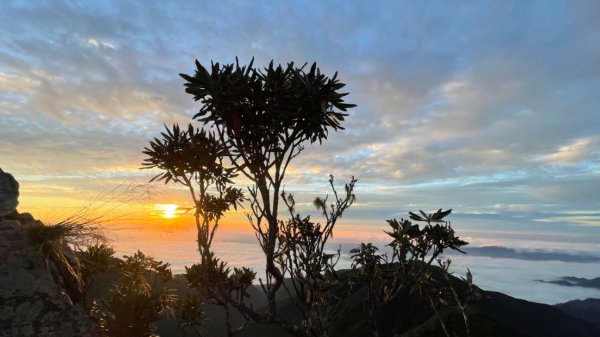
[183,252,257,336]
[143,57,478,337]
[78,243,116,278]
[278,175,356,337]
[28,220,105,254]
[27,221,106,306]
[142,123,244,251]
[180,58,354,147]
[349,243,386,335]
[144,58,356,337]
[180,57,355,322]
[351,209,476,337]
[92,250,176,337]
[142,123,249,336]
[177,293,205,334]
[77,242,117,310]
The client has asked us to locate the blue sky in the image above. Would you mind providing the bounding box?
[1,1,600,300]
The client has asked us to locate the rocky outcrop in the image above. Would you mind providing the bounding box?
[0,211,98,336]
[0,168,19,217]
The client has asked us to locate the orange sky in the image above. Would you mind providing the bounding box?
[17,177,390,252]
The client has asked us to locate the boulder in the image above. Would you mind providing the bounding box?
[0,214,98,337]
[0,168,19,217]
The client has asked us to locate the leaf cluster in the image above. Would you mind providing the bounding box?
[142,123,236,190]
[181,252,257,336]
[118,250,173,286]
[185,251,256,302]
[144,58,357,337]
[350,243,385,275]
[92,250,176,337]
[27,221,104,305]
[142,123,244,247]
[180,58,355,149]
[350,210,473,337]
[386,209,467,265]
[77,242,116,292]
[277,176,356,337]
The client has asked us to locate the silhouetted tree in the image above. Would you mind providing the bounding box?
[142,123,248,336]
[180,59,354,312]
[143,58,356,337]
[142,124,244,256]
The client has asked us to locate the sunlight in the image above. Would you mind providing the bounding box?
[154,204,178,219]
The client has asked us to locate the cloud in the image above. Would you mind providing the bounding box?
[87,38,115,49]
[545,138,595,164]
[1,0,600,261]
[534,214,600,227]
[0,71,42,92]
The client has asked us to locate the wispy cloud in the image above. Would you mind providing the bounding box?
[86,38,116,50]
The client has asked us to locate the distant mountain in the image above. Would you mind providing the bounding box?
[555,298,600,326]
[537,276,600,290]
[461,291,600,337]
[459,246,600,263]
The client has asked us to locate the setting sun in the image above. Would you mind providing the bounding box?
[154,204,178,219]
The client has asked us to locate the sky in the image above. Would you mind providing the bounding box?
[1,1,599,303]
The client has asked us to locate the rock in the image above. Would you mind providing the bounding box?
[0,215,99,337]
[0,168,19,217]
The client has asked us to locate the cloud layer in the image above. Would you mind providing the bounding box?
[1,1,599,246]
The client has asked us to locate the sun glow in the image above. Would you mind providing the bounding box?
[154,204,178,219]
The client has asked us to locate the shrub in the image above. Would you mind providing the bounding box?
[92,251,176,337]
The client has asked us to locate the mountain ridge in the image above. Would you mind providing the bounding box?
[154,271,600,337]
[555,298,600,326]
